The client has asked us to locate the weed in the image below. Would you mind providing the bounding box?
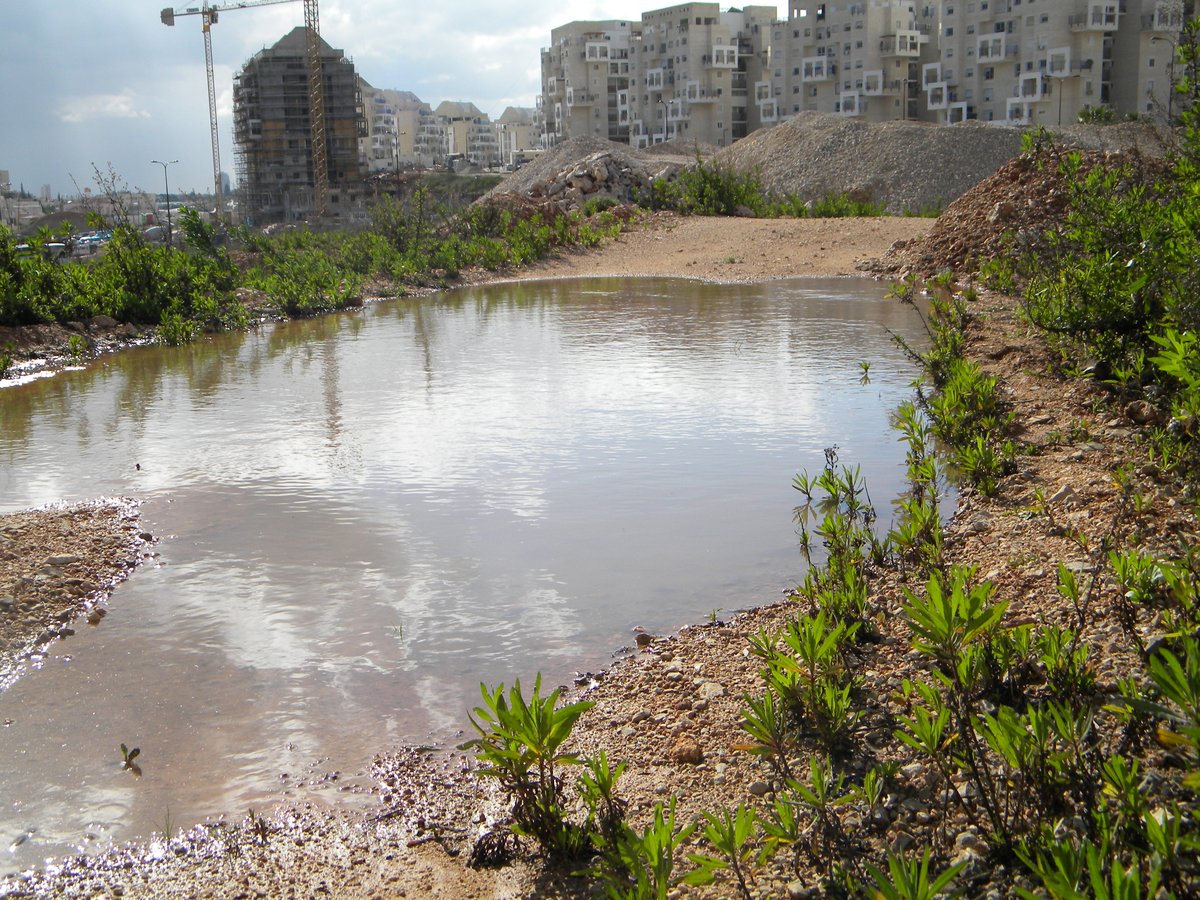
[590,799,694,900]
[464,675,594,859]
[865,848,965,900]
[685,804,757,899]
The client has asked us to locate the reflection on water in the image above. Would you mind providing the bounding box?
[0,277,926,873]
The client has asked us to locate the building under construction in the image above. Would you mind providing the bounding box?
[233,27,366,224]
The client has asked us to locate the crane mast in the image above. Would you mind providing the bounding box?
[304,0,330,218]
[162,0,328,221]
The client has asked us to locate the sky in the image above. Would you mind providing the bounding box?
[0,0,665,199]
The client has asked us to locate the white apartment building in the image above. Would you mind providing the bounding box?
[779,1,931,122]
[359,82,437,172]
[496,107,541,167]
[541,20,639,146]
[436,101,501,168]
[540,5,777,149]
[785,0,1190,126]
[627,3,779,147]
[545,1,1192,145]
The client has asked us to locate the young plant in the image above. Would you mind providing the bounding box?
[591,799,695,900]
[865,848,966,900]
[685,804,758,899]
[463,674,594,859]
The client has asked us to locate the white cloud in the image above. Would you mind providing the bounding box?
[59,92,151,124]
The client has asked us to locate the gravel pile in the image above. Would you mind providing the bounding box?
[488,113,1174,217]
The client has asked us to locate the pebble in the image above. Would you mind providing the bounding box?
[747,780,771,797]
[668,736,703,764]
[890,830,915,854]
[631,710,652,723]
[47,555,81,566]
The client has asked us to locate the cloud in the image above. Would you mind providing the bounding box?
[59,92,151,124]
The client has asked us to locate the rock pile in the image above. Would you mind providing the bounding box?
[481,136,698,212]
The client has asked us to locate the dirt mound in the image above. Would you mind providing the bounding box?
[880,138,1173,276]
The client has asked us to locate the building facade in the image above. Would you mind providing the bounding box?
[496,107,541,167]
[542,20,639,146]
[543,1,1193,146]
[233,27,367,224]
[359,83,436,173]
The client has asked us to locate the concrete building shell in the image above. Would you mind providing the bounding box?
[233,27,367,224]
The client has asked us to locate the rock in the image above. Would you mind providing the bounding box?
[668,736,703,764]
[955,830,983,851]
[747,780,771,797]
[617,726,637,739]
[890,830,915,854]
[968,515,992,533]
[1124,399,1159,426]
[1048,484,1077,505]
[697,681,725,700]
[635,632,654,649]
[631,710,652,724]
[47,555,80,566]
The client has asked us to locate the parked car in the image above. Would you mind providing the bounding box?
[14,242,68,262]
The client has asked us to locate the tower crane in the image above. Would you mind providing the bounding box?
[161,0,329,221]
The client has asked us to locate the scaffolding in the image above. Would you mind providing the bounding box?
[233,27,366,224]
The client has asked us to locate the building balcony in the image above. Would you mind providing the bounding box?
[1142,10,1184,31]
[566,91,598,106]
[879,31,926,57]
[1069,2,1121,31]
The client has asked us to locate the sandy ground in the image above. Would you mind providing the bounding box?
[8,212,1192,898]
[507,212,930,283]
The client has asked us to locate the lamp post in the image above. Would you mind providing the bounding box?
[151,159,178,248]
[1150,35,1177,124]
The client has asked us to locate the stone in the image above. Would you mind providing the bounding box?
[697,681,725,700]
[634,632,654,649]
[668,736,703,764]
[1124,399,1159,426]
[889,830,915,854]
[47,555,80,566]
[1048,484,1077,505]
[747,780,771,797]
[631,710,652,724]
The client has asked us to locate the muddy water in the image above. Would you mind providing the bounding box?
[0,277,926,872]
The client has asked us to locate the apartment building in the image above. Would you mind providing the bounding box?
[542,20,640,146]
[628,3,779,147]
[784,0,1189,126]
[546,1,1191,146]
[540,5,777,149]
[496,107,541,167]
[434,101,501,168]
[232,28,367,224]
[778,1,931,122]
[359,82,436,173]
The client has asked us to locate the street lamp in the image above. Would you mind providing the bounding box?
[151,159,178,248]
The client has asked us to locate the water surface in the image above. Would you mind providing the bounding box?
[0,277,925,872]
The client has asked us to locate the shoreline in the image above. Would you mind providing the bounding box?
[9,209,1192,897]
